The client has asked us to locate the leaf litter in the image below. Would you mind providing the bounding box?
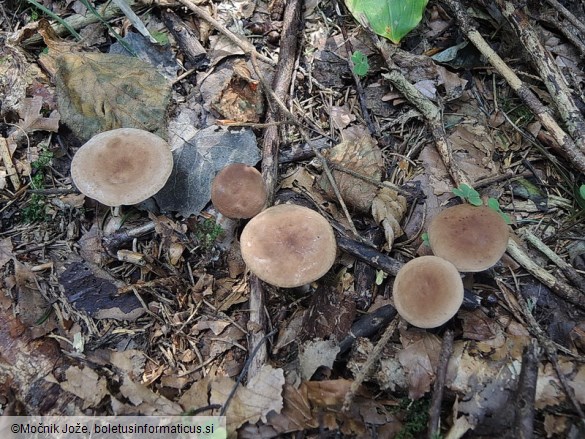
[1,0,585,437]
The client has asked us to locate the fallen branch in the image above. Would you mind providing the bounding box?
[544,0,585,36]
[513,339,539,439]
[0,137,21,191]
[428,330,454,439]
[518,228,585,292]
[374,38,472,188]
[506,238,584,309]
[441,0,585,174]
[497,0,585,154]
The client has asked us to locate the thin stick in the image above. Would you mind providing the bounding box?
[497,0,585,154]
[518,229,585,292]
[428,330,455,439]
[506,238,585,309]
[544,0,585,36]
[441,0,585,174]
[374,38,472,188]
[513,339,539,439]
[342,318,398,412]
[0,137,21,191]
[175,0,276,67]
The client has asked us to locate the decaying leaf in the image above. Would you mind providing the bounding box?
[371,187,407,248]
[55,52,171,141]
[60,366,109,409]
[318,126,383,213]
[210,364,285,436]
[0,42,42,117]
[299,339,340,380]
[212,60,264,123]
[0,237,14,269]
[16,96,60,135]
[154,125,260,217]
[115,373,183,415]
[397,330,442,399]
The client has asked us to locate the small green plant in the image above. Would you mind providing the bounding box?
[421,232,430,246]
[580,185,585,200]
[194,219,223,251]
[351,50,369,77]
[392,397,431,439]
[452,184,482,206]
[151,31,170,46]
[22,149,54,223]
[452,184,511,224]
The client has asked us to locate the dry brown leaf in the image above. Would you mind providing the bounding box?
[371,187,407,248]
[305,379,353,406]
[397,331,442,399]
[544,413,569,437]
[318,126,383,213]
[60,366,109,409]
[330,105,356,130]
[210,365,285,436]
[212,60,264,123]
[0,237,14,269]
[16,96,60,135]
[299,339,340,380]
[536,362,563,409]
[266,383,317,433]
[179,376,213,411]
[117,373,183,415]
[109,349,146,381]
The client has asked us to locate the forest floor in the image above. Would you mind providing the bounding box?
[1,0,585,437]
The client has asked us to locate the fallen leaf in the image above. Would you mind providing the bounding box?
[154,125,260,217]
[210,364,285,436]
[0,237,14,268]
[318,126,383,213]
[299,339,340,380]
[60,366,109,409]
[117,373,182,415]
[55,52,171,141]
[397,330,442,399]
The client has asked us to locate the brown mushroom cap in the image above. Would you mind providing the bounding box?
[71,128,173,206]
[393,256,464,328]
[211,163,267,219]
[240,204,337,288]
[428,204,509,272]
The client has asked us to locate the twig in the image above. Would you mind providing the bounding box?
[0,137,21,191]
[513,339,539,439]
[342,318,398,412]
[220,328,278,417]
[428,330,454,439]
[336,234,404,276]
[497,0,585,154]
[506,238,585,309]
[374,38,472,188]
[174,0,276,67]
[441,0,585,174]
[537,14,585,59]
[544,0,585,36]
[518,228,585,292]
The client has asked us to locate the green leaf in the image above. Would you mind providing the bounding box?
[452,184,480,204]
[351,50,369,77]
[345,0,429,44]
[468,195,482,206]
[580,185,585,200]
[487,197,512,224]
[421,232,430,246]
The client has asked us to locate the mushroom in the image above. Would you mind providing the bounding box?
[240,204,337,288]
[392,256,464,328]
[71,128,173,206]
[211,163,267,219]
[428,204,509,272]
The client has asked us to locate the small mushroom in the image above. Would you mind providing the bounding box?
[392,256,464,328]
[71,128,173,206]
[240,204,337,288]
[428,204,509,272]
[211,163,267,219]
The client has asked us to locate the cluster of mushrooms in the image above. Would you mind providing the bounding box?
[70,128,509,330]
[393,204,509,328]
